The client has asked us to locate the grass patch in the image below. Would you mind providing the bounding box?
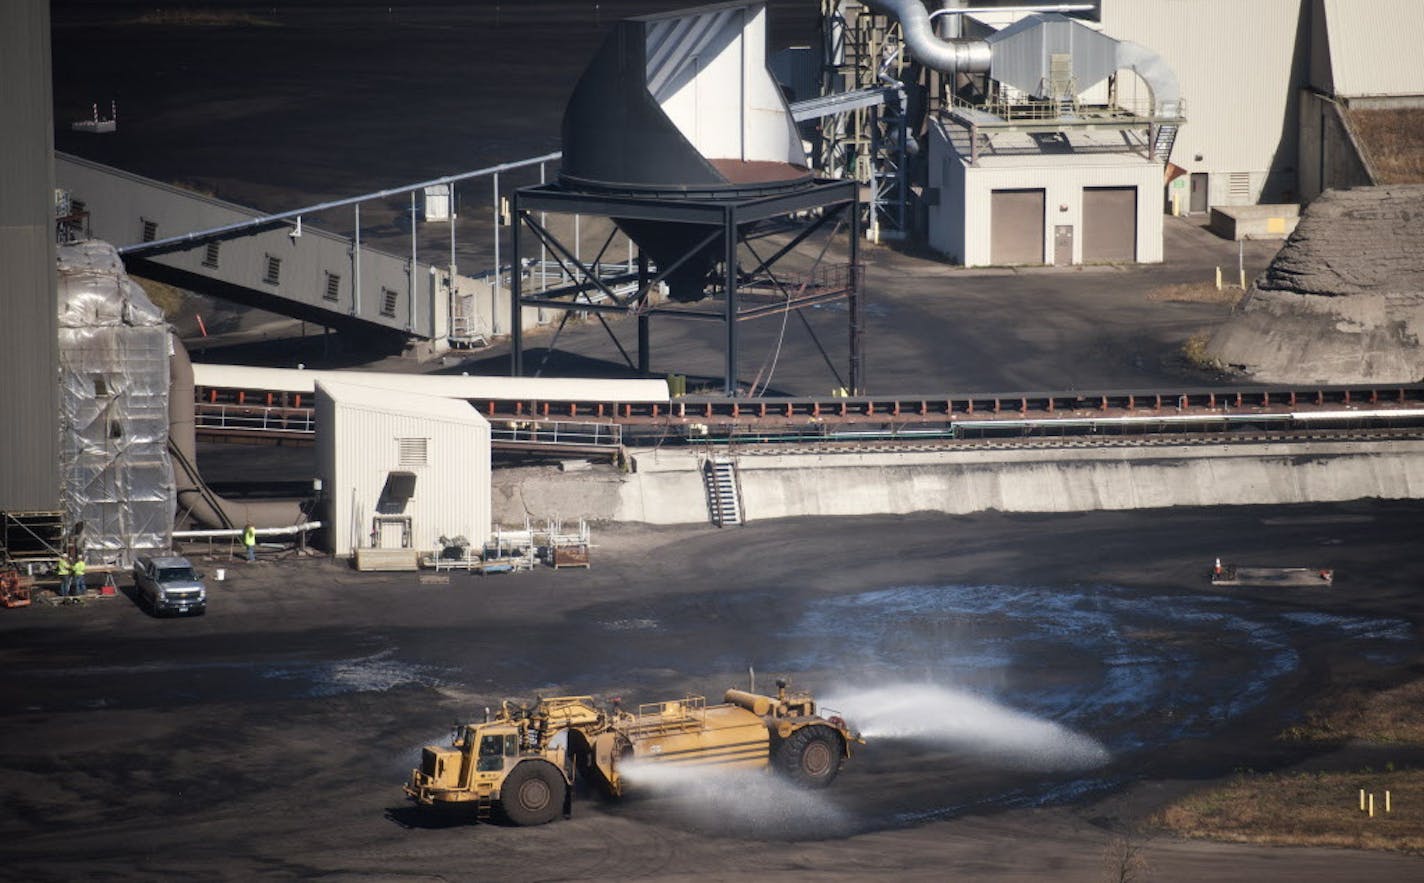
[127,10,280,28]
[1146,282,1243,304]
[1154,768,1424,853]
[1281,679,1424,744]
[1349,108,1424,185]
[1180,332,1226,372]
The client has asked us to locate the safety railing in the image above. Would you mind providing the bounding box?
[193,403,315,434]
[489,420,622,449]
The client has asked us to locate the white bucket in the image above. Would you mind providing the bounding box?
[214,568,226,582]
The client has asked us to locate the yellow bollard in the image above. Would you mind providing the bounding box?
[1369,793,1375,818]
[1215,266,1223,290]
[1239,269,1246,290]
[1360,788,1366,811]
[1386,790,1392,813]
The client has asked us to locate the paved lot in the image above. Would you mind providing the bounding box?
[450,217,1282,396]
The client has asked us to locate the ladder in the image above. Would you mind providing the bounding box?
[703,455,744,527]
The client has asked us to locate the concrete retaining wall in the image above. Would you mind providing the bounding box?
[491,441,1424,526]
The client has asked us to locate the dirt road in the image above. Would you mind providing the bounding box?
[3,503,1422,878]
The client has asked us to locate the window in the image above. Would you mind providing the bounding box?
[202,241,220,269]
[397,437,428,468]
[476,734,504,772]
[380,287,399,317]
[323,271,341,302]
[263,254,281,285]
[141,219,158,242]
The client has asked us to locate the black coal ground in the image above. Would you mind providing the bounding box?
[3,504,1423,879]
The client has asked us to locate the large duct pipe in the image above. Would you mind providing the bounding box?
[168,336,306,530]
[863,0,991,75]
[1114,39,1181,116]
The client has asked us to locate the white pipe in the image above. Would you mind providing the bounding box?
[173,521,324,540]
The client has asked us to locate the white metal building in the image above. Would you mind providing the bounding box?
[315,379,490,558]
[929,124,1164,266]
[926,12,1173,267]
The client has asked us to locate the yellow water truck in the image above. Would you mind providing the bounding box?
[403,681,859,826]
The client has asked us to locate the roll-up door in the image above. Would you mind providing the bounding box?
[1083,186,1137,262]
[989,189,1045,265]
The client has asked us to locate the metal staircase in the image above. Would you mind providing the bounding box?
[703,455,744,527]
[1152,122,1179,163]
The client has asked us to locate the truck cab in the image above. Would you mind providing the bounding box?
[405,697,603,826]
[133,555,207,616]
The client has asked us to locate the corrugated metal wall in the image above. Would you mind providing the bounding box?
[1101,0,1310,205]
[1318,0,1424,98]
[989,15,1119,98]
[320,387,490,557]
[0,0,60,511]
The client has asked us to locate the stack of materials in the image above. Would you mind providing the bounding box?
[1207,185,1424,383]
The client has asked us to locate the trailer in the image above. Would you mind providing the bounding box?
[1211,563,1334,587]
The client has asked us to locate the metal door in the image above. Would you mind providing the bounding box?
[990,189,1045,265]
[1082,187,1137,262]
[1054,225,1073,265]
[1190,173,1208,213]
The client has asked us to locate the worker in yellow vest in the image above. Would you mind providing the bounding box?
[243,522,257,563]
[56,555,73,601]
[70,557,87,604]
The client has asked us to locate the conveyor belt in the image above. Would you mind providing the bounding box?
[193,383,1424,451]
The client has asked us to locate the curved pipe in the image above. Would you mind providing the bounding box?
[1115,39,1181,116]
[169,335,307,530]
[864,0,991,75]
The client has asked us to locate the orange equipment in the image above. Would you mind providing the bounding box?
[1,568,33,608]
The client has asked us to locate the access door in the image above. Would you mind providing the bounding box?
[1189,172,1208,213]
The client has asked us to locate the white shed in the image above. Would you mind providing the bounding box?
[315,379,490,558]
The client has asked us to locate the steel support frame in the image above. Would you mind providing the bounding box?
[511,180,862,396]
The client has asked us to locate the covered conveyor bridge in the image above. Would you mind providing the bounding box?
[57,153,439,338]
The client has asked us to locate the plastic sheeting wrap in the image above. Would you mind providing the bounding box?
[56,241,175,563]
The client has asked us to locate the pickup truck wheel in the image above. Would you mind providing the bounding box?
[499,761,564,826]
[776,725,842,788]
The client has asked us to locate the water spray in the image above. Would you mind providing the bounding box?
[823,682,1109,771]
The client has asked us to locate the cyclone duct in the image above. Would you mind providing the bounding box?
[560,1,815,301]
[514,1,863,395]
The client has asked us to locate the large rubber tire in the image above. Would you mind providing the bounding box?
[498,761,565,826]
[776,725,843,788]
